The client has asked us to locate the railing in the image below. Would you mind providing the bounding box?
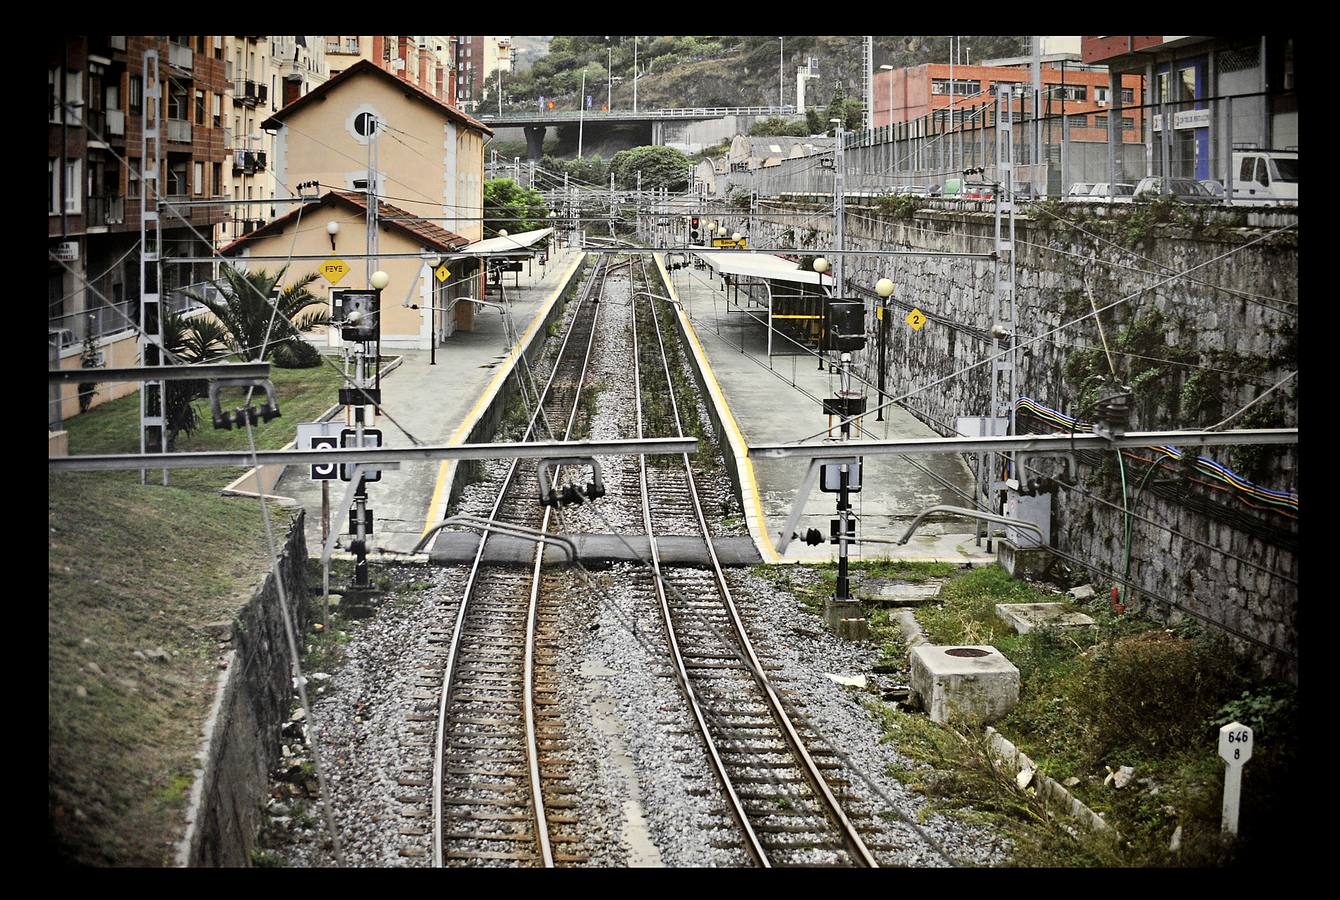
[167,43,193,72]
[326,41,340,54]
[166,118,192,142]
[49,299,137,347]
[106,109,125,137]
[478,105,797,121]
[232,80,268,106]
[86,195,125,227]
[231,149,267,173]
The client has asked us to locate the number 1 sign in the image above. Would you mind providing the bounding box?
[1217,721,1254,835]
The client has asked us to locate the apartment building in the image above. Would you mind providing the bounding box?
[49,36,228,359]
[455,35,484,109]
[326,35,455,102]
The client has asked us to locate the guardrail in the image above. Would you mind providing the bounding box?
[479,105,796,122]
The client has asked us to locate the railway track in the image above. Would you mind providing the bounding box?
[626,259,878,867]
[431,255,612,867]
[429,253,887,867]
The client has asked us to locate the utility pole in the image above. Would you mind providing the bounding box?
[139,47,166,486]
[949,36,955,175]
[833,120,845,305]
[987,88,1018,548]
[1031,36,1042,189]
[779,36,784,110]
[633,35,638,114]
[864,36,874,131]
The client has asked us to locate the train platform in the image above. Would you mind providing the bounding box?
[655,253,996,567]
[273,247,587,556]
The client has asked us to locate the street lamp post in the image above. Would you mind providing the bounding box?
[875,277,894,420]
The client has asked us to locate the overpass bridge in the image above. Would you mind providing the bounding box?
[480,106,797,158]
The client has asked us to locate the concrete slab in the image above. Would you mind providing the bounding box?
[995,602,1095,635]
[656,254,996,569]
[275,248,587,556]
[855,579,944,606]
[909,644,1020,725]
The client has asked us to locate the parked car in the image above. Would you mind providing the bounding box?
[1067,182,1095,199]
[1133,177,1218,204]
[942,177,994,201]
[896,185,932,197]
[1199,179,1227,199]
[1230,149,1297,205]
[1081,182,1136,203]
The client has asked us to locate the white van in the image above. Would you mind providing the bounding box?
[1231,150,1298,205]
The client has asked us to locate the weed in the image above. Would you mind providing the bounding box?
[250,848,287,867]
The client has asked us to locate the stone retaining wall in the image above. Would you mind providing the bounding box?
[177,510,310,866]
[748,203,1298,677]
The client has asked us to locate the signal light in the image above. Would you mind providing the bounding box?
[690,215,700,241]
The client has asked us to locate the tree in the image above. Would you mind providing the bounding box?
[483,178,550,236]
[183,265,328,361]
[77,332,99,414]
[608,145,690,191]
[158,311,228,449]
[748,116,811,137]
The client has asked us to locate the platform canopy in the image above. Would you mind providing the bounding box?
[691,251,834,288]
[464,227,554,257]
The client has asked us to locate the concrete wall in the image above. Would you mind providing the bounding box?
[746,202,1298,677]
[179,510,309,866]
[53,328,143,422]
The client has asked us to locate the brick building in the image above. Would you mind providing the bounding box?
[873,60,1147,144]
[49,36,228,362]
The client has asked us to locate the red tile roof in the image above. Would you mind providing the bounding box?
[219,191,469,256]
[260,59,492,135]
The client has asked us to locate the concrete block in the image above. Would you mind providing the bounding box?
[855,579,942,606]
[995,602,1095,635]
[910,644,1020,725]
[48,429,69,457]
[996,538,1050,579]
[823,600,870,642]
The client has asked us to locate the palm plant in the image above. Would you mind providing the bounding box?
[183,265,329,361]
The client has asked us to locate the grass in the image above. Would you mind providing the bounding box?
[63,362,345,493]
[49,470,292,865]
[858,563,1300,867]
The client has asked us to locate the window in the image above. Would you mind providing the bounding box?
[1093,115,1108,129]
[194,161,204,194]
[354,111,379,137]
[168,159,187,196]
[1121,88,1134,105]
[214,35,223,59]
[167,83,187,119]
[212,162,222,196]
[195,89,205,125]
[213,92,222,126]
[49,158,58,214]
[932,78,978,96]
[1240,157,1257,182]
[1121,116,1135,131]
[1095,86,1108,103]
[1156,72,1170,103]
[128,158,140,198]
[1047,84,1087,102]
[1179,66,1196,102]
[64,160,81,213]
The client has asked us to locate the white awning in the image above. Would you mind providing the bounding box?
[463,227,554,256]
[692,251,834,288]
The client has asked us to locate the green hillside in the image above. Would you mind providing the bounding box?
[494,36,1029,112]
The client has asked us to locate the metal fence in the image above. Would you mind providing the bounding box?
[714,90,1296,202]
[48,277,218,352]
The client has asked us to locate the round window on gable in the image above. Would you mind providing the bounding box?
[354,112,379,137]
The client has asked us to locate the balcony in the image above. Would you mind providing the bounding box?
[167,43,194,72]
[232,80,268,107]
[166,118,192,143]
[231,149,267,174]
[223,127,233,150]
[86,195,125,227]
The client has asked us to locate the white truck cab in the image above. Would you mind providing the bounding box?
[1231,149,1298,205]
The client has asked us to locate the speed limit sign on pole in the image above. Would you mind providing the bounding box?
[297,422,342,481]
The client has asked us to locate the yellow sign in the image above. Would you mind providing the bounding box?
[320,258,350,285]
[905,308,928,331]
[434,264,452,283]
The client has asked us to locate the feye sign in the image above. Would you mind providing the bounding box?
[321,258,350,285]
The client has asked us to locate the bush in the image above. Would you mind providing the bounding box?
[271,340,322,369]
